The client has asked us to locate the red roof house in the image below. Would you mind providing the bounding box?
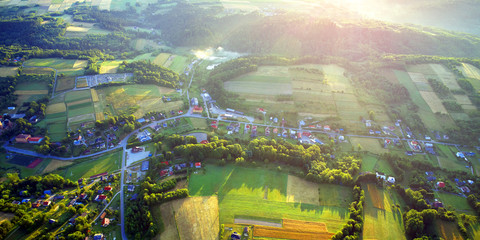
[28,137,44,144]
[104,186,112,191]
[102,218,110,227]
[437,182,446,188]
[200,140,209,144]
[195,162,202,168]
[100,212,106,219]
[160,170,168,177]
[211,125,217,129]
[43,201,51,206]
[95,195,107,201]
[192,106,203,114]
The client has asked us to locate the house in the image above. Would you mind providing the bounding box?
[387,177,396,184]
[425,171,434,176]
[131,146,143,153]
[433,201,444,208]
[192,106,203,114]
[54,195,65,200]
[460,186,471,193]
[27,136,44,144]
[43,201,51,207]
[12,200,20,205]
[32,203,40,208]
[130,193,138,200]
[93,234,104,240]
[44,190,52,195]
[49,219,56,224]
[323,125,330,131]
[231,232,241,240]
[200,140,209,144]
[195,162,201,168]
[127,185,135,192]
[102,218,110,227]
[79,193,88,200]
[98,190,104,194]
[376,172,386,180]
[68,199,76,206]
[437,182,446,188]
[15,134,31,143]
[160,170,169,177]
[468,180,474,185]
[369,129,374,135]
[104,186,112,191]
[141,161,149,171]
[427,176,437,181]
[95,195,107,201]
[100,212,107,219]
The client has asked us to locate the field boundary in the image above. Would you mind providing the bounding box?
[234,218,282,227]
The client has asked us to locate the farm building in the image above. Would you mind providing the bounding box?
[28,137,44,144]
[387,177,396,184]
[141,161,150,171]
[192,106,203,114]
[15,134,31,143]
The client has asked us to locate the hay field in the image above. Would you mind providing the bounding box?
[286,175,318,204]
[153,53,171,66]
[42,160,73,173]
[419,91,448,114]
[350,137,388,154]
[76,77,88,88]
[66,98,91,107]
[68,113,95,125]
[430,64,462,90]
[363,184,406,240]
[253,219,334,240]
[0,67,18,77]
[46,103,67,114]
[91,89,99,102]
[154,202,180,240]
[99,60,122,74]
[21,67,54,75]
[169,196,219,240]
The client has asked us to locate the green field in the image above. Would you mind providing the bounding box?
[56,76,76,92]
[16,82,49,91]
[65,90,92,103]
[64,150,122,180]
[434,192,475,215]
[24,58,76,69]
[189,165,350,232]
[363,184,406,240]
[0,67,18,77]
[167,55,190,73]
[436,145,470,173]
[361,154,379,172]
[0,153,52,178]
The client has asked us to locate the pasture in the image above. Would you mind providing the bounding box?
[0,67,18,77]
[350,137,387,154]
[189,165,350,233]
[99,60,123,74]
[168,55,190,73]
[434,192,475,215]
[64,150,122,180]
[363,184,406,240]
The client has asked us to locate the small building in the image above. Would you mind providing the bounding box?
[104,186,112,191]
[12,200,20,205]
[15,134,31,143]
[128,185,135,192]
[460,186,471,193]
[95,195,107,202]
[195,162,202,168]
[43,201,51,207]
[376,172,386,180]
[131,147,143,153]
[102,218,110,227]
[387,177,396,184]
[323,125,330,131]
[93,233,104,240]
[49,219,56,224]
[21,199,30,204]
[200,140,209,144]
[44,190,52,195]
[79,193,88,200]
[231,232,241,240]
[437,182,446,188]
[433,201,444,208]
[100,212,107,219]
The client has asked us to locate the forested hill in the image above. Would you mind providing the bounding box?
[223,16,480,59]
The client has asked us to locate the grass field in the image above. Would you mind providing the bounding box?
[361,154,378,172]
[64,150,122,180]
[286,175,319,204]
[189,165,350,233]
[363,184,406,240]
[153,53,172,66]
[434,192,475,214]
[419,91,448,114]
[65,90,92,103]
[24,58,76,69]
[0,67,18,77]
[436,145,470,173]
[459,63,480,80]
[99,60,123,74]
[350,137,388,154]
[42,159,73,173]
[168,55,190,73]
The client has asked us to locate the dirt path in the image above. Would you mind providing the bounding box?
[234,219,282,228]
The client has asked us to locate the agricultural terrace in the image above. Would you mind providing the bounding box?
[363,184,406,240]
[97,84,183,118]
[188,165,351,234]
[224,64,384,127]
[63,149,122,181]
[393,70,455,131]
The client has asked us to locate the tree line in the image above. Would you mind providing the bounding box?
[117,61,181,88]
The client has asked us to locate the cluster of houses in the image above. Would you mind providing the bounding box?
[137,129,152,142]
[159,162,201,177]
[15,134,44,144]
[376,172,396,184]
[427,171,475,194]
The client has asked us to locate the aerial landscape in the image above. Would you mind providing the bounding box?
[2,0,480,239]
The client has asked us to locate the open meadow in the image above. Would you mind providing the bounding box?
[63,150,122,180]
[363,184,406,240]
[188,164,351,235]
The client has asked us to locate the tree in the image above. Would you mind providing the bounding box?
[405,209,424,238]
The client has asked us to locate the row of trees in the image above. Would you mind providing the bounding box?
[117,61,181,88]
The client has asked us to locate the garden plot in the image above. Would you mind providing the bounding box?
[419,91,448,114]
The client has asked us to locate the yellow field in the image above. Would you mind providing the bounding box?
[95,113,105,121]
[419,91,448,114]
[46,103,67,114]
[73,60,88,68]
[169,196,219,240]
[42,160,73,174]
[0,67,18,77]
[460,63,480,80]
[350,137,388,154]
[91,89,99,102]
[155,202,180,240]
[286,175,319,205]
[253,219,334,240]
[367,184,384,209]
[14,90,49,95]
[99,65,117,74]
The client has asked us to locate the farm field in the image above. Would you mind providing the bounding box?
[363,184,406,240]
[350,137,387,154]
[64,21,111,37]
[157,196,219,240]
[14,80,50,106]
[0,153,51,178]
[42,159,73,173]
[458,63,480,80]
[435,220,464,240]
[168,55,190,73]
[189,165,350,233]
[63,150,122,180]
[434,192,475,215]
[253,219,334,239]
[98,84,181,118]
[0,67,18,77]
[55,76,76,92]
[153,53,172,66]
[99,60,123,74]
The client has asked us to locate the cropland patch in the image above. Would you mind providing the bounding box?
[56,76,76,92]
[170,196,219,240]
[46,103,67,115]
[0,67,18,77]
[155,202,180,240]
[367,184,384,209]
[419,91,448,114]
[42,159,73,173]
[350,137,387,154]
[253,219,334,240]
[286,175,319,204]
[153,53,172,66]
[458,63,480,82]
[99,60,123,74]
